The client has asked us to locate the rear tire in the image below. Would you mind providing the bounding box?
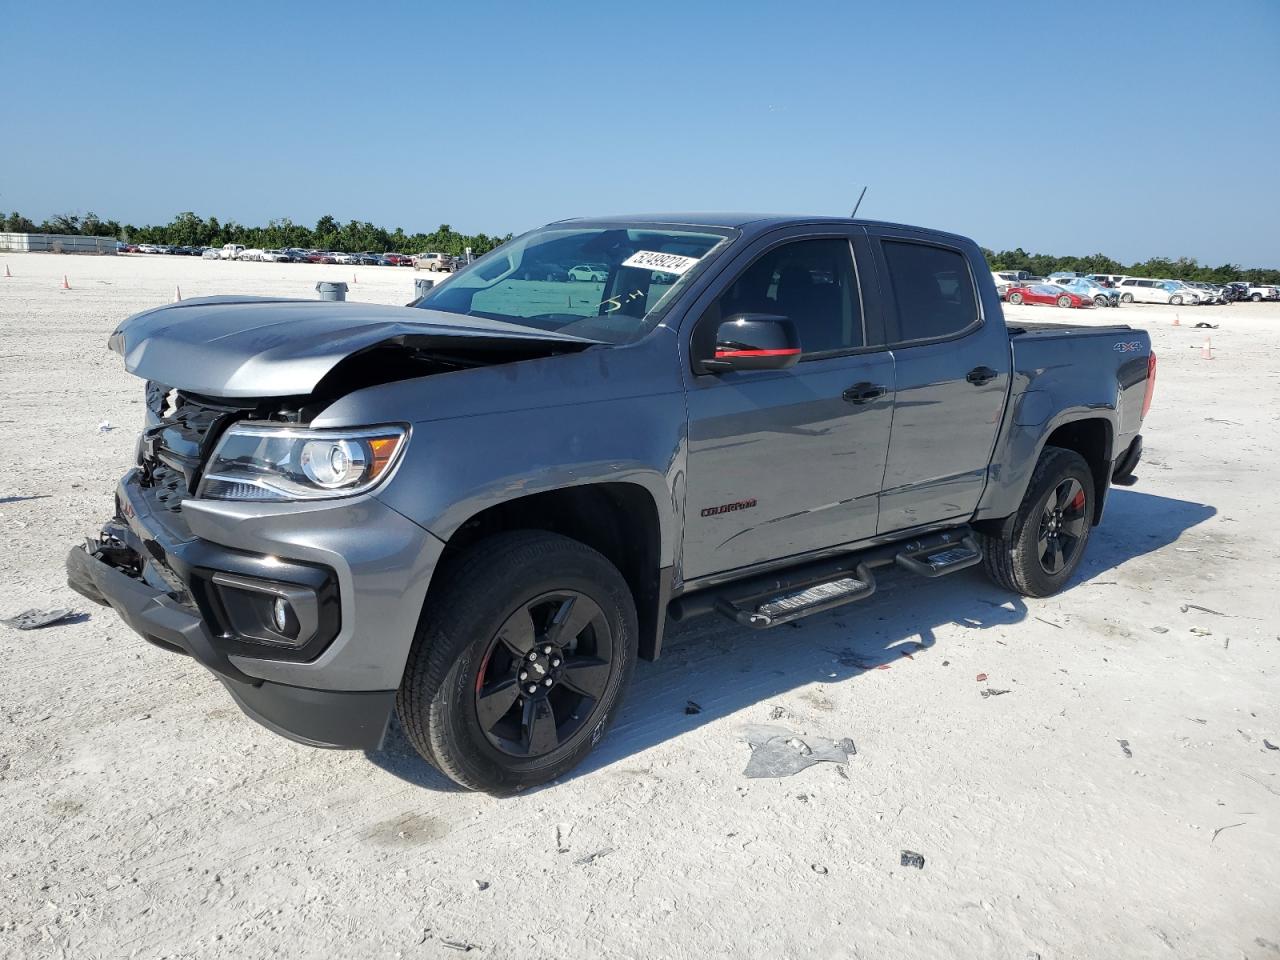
[979,447,1095,598]
[397,531,637,793]
[1057,295,1073,308]
[1121,293,1134,303]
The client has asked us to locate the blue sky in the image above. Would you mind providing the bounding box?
[4,0,1278,265]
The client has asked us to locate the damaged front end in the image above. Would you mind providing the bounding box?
[69,296,590,748]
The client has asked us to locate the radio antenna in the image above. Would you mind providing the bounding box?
[850,186,868,218]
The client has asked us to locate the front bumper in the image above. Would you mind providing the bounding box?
[67,470,444,749]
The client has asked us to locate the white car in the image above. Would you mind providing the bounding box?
[1244,283,1279,301]
[330,252,359,265]
[237,248,265,262]
[260,249,290,263]
[218,243,245,260]
[201,248,221,260]
[567,263,608,282]
[412,252,454,272]
[1115,277,1199,305]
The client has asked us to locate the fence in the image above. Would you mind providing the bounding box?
[0,233,117,254]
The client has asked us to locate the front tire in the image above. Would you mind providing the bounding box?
[1009,292,1024,305]
[397,532,638,793]
[1121,292,1134,303]
[1094,295,1107,307]
[1171,295,1183,306]
[1057,295,1073,308]
[979,447,1095,598]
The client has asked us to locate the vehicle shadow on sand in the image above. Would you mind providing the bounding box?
[365,488,1214,792]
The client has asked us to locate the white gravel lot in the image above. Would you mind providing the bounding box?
[1,252,1278,959]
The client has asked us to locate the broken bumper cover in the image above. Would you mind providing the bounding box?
[68,545,395,749]
[66,470,443,750]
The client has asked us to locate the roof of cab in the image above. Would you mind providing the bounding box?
[554,213,975,245]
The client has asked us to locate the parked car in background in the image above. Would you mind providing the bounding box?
[1057,277,1121,308]
[305,252,338,264]
[381,253,410,266]
[413,252,455,272]
[1006,283,1095,308]
[1181,281,1226,305]
[218,243,245,260]
[1116,277,1198,305]
[1241,283,1279,301]
[201,248,221,260]
[568,263,609,282]
[259,250,290,263]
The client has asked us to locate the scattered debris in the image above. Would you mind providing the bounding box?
[555,823,572,853]
[811,863,828,875]
[440,939,476,952]
[900,850,926,869]
[97,421,114,433]
[573,847,613,866]
[1189,626,1212,636]
[1224,637,1230,650]
[942,660,950,666]
[1034,616,1063,629]
[838,738,857,756]
[980,688,1011,698]
[975,673,988,682]
[1181,603,1226,617]
[1264,740,1278,751]
[1188,718,1207,725]
[1194,322,1219,330]
[768,706,788,721]
[1210,822,1245,844]
[1,608,82,631]
[1151,626,1169,634]
[684,700,702,715]
[739,724,856,778]
[473,879,489,891]
[1118,739,1133,758]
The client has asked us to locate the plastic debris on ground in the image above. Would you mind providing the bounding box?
[739,723,856,778]
[1264,739,1279,751]
[1118,739,1133,758]
[98,421,113,433]
[1,608,82,631]
[900,850,926,869]
[980,688,1011,698]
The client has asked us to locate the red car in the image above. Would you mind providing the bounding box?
[304,252,337,264]
[1006,283,1094,308]
[383,253,411,266]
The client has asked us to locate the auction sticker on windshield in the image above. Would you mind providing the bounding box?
[621,250,701,275]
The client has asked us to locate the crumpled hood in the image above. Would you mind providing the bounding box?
[108,296,599,397]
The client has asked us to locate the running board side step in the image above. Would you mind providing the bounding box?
[894,534,983,578]
[669,526,984,631]
[716,564,876,629]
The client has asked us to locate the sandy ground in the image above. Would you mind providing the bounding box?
[1,252,1278,960]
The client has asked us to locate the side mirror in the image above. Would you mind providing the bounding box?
[700,313,801,374]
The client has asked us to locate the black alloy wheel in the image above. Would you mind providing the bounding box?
[474,591,614,758]
[1035,476,1089,575]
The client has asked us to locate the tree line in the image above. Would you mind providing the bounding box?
[1,211,511,259]
[983,247,1279,285]
[4,209,1278,283]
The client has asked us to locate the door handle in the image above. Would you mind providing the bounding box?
[842,382,887,404]
[966,366,998,386]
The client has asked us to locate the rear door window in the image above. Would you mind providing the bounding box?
[881,240,979,343]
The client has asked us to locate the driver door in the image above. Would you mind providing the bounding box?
[681,230,895,580]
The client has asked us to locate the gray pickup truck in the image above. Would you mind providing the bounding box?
[68,214,1155,792]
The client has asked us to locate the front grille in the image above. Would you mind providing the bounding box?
[139,384,251,509]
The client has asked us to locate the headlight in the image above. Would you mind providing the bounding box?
[197,424,408,501]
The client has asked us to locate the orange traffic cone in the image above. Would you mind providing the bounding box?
[1201,338,1214,360]
[174,285,182,302]
[61,274,70,290]
[1172,313,1180,326]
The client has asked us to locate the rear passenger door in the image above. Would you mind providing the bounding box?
[869,231,1010,534]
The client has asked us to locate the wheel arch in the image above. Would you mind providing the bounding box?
[430,482,670,661]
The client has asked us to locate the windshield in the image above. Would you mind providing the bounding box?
[415,223,733,343]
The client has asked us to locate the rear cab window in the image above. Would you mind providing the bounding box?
[880,240,979,344]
